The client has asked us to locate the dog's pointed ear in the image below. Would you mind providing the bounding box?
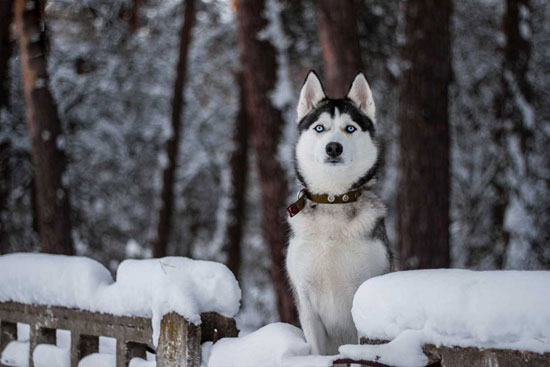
[347,73,376,121]
[297,71,326,122]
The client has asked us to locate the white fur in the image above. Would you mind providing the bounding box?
[287,193,389,355]
[288,73,390,355]
[297,72,326,121]
[295,110,378,195]
[347,73,376,122]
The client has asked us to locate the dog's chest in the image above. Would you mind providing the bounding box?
[287,202,389,294]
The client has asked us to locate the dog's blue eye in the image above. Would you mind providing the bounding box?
[314,125,324,133]
[346,125,356,133]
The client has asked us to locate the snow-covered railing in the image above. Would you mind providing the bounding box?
[341,269,550,367]
[0,254,242,367]
[0,301,237,367]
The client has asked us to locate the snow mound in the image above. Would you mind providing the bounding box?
[78,353,114,367]
[207,323,309,367]
[1,341,29,367]
[0,253,241,345]
[33,344,69,367]
[0,253,112,309]
[352,269,550,353]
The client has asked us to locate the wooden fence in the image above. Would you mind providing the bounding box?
[2,301,549,367]
[0,301,237,367]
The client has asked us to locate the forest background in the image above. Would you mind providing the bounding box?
[0,0,548,329]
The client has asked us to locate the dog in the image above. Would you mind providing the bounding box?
[286,71,393,355]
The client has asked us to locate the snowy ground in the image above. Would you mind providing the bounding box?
[1,254,549,367]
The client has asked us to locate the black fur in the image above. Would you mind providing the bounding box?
[297,98,375,136]
[294,71,378,192]
[371,218,394,269]
[293,99,381,192]
[294,154,308,189]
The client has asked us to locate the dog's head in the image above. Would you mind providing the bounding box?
[295,71,379,195]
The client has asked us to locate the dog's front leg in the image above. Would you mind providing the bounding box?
[297,293,330,355]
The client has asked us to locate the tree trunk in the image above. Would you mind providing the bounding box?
[235,0,298,325]
[398,0,452,270]
[14,0,74,255]
[316,0,363,98]
[223,75,248,281]
[0,0,13,108]
[491,0,532,269]
[154,0,195,258]
[0,141,9,254]
[129,0,141,31]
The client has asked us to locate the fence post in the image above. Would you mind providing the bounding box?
[156,312,201,367]
[71,332,99,366]
[29,324,56,367]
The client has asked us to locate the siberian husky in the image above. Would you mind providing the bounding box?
[286,71,393,355]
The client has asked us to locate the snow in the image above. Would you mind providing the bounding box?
[129,358,156,367]
[0,253,113,312]
[99,337,116,354]
[504,70,535,128]
[0,253,241,346]
[207,323,310,367]
[33,344,69,367]
[78,353,114,367]
[282,355,335,367]
[258,0,293,111]
[1,341,29,367]
[352,269,550,354]
[339,330,428,367]
[2,327,76,367]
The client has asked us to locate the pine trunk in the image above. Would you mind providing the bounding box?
[0,0,13,108]
[398,0,452,270]
[14,0,74,255]
[0,141,9,254]
[154,0,196,258]
[235,0,298,325]
[316,0,363,98]
[129,0,141,31]
[223,75,248,280]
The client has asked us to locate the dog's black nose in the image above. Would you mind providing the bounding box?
[325,142,343,158]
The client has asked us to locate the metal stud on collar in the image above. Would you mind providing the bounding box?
[342,194,349,202]
[327,194,335,203]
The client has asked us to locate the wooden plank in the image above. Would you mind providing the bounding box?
[359,337,550,367]
[29,324,56,367]
[0,302,152,343]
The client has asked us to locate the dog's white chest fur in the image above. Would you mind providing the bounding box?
[286,196,390,355]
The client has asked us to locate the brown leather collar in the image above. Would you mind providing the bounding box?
[286,188,363,218]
